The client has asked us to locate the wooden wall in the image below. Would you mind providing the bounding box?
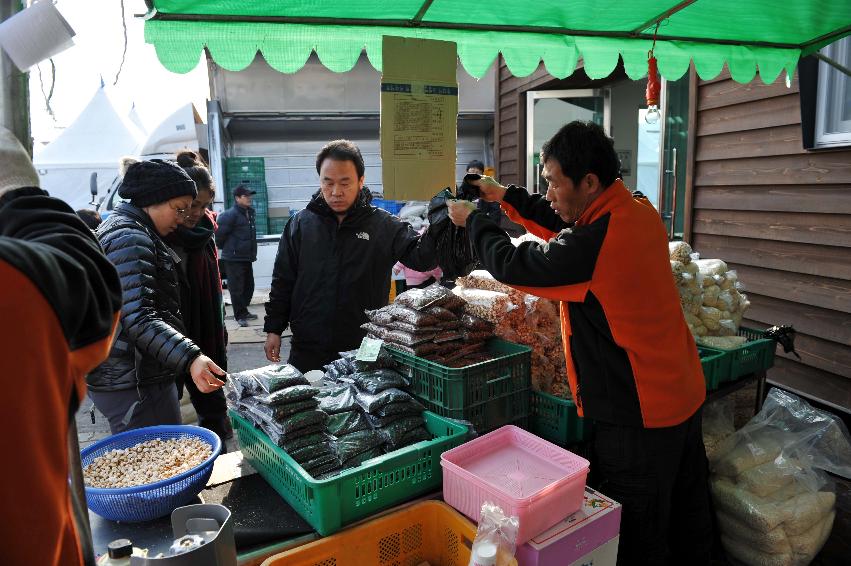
[690,70,851,413]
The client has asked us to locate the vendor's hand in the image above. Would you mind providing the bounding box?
[265,333,282,362]
[471,175,507,203]
[448,200,476,227]
[189,355,226,393]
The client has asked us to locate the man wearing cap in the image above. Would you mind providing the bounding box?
[217,185,258,326]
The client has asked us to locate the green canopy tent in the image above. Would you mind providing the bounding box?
[143,1,851,83]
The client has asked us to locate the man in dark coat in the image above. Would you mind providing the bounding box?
[263,139,438,372]
[217,185,258,326]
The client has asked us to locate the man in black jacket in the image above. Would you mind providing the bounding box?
[263,139,438,372]
[217,185,258,326]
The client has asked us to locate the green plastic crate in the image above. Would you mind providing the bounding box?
[387,339,531,434]
[230,410,467,536]
[698,347,726,390]
[530,390,589,445]
[700,327,776,382]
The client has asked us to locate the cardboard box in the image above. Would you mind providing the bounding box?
[380,36,458,201]
[516,487,621,566]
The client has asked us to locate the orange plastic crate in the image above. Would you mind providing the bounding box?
[261,501,518,566]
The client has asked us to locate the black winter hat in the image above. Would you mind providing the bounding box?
[118,159,197,208]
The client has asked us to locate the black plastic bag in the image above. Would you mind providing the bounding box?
[271,409,329,435]
[377,416,426,447]
[377,399,425,418]
[249,398,320,422]
[282,432,332,453]
[342,446,383,469]
[395,426,432,449]
[366,412,412,428]
[335,430,384,462]
[386,320,440,334]
[353,370,410,394]
[261,422,327,448]
[327,410,371,437]
[357,388,415,414]
[256,384,319,406]
[288,442,335,465]
[425,189,477,280]
[302,452,341,473]
[317,384,359,414]
[309,462,342,479]
[232,364,307,395]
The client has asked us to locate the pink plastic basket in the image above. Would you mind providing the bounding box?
[440,425,589,544]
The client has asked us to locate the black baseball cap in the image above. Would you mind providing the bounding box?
[233,185,257,197]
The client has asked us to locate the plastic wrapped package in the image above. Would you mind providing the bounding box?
[327,410,372,437]
[384,329,436,346]
[365,307,396,326]
[423,305,457,321]
[671,260,686,285]
[302,452,341,473]
[463,330,493,342]
[454,288,516,324]
[460,313,495,331]
[710,388,851,565]
[249,398,320,422]
[702,284,721,308]
[376,398,425,418]
[288,443,335,465]
[365,412,411,428]
[256,384,319,406]
[396,283,454,310]
[695,258,729,276]
[394,426,432,449]
[376,416,425,446]
[456,270,513,294]
[343,446,383,469]
[669,241,693,264]
[361,323,390,341]
[282,432,332,453]
[702,397,736,462]
[718,319,737,337]
[353,369,409,394]
[384,341,440,357]
[386,320,441,334]
[274,409,329,435]
[468,502,519,566]
[356,388,415,414]
[317,384,359,414]
[441,293,468,314]
[335,430,384,462]
[261,423,327,448]
[434,330,463,343]
[385,304,441,327]
[230,365,308,396]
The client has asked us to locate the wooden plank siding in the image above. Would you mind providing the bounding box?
[690,71,851,411]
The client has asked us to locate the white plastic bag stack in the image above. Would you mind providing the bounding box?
[669,242,751,347]
[709,389,851,565]
[397,201,429,231]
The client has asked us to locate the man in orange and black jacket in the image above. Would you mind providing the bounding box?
[448,121,712,565]
[0,127,122,565]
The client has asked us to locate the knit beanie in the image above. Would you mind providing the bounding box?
[118,159,197,208]
[0,127,39,199]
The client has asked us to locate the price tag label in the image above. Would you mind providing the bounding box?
[356,337,384,362]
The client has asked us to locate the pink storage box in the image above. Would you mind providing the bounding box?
[440,425,590,544]
[516,486,621,566]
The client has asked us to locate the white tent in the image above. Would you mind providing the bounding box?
[127,103,148,136]
[34,86,145,211]
[139,103,207,158]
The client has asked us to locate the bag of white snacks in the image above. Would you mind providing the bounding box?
[709,389,851,566]
[669,241,751,344]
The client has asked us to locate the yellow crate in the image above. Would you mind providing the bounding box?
[261,501,517,566]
